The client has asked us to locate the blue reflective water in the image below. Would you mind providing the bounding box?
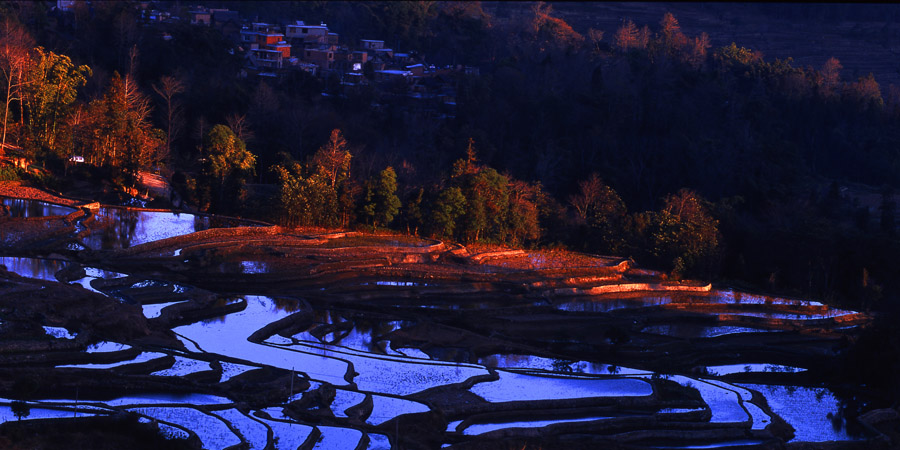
[1,197,76,218]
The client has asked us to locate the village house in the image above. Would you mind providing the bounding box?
[249,48,285,69]
[286,21,329,46]
[333,50,368,73]
[240,22,292,69]
[189,8,211,26]
[303,48,335,70]
[360,39,385,51]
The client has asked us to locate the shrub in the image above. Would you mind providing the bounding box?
[0,166,21,181]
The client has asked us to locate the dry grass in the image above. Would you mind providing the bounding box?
[480,248,620,271]
[318,233,432,248]
[0,181,83,207]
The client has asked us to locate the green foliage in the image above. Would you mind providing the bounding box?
[202,124,255,213]
[457,167,509,242]
[205,124,255,181]
[0,164,20,181]
[273,130,357,228]
[444,140,544,244]
[400,187,425,235]
[361,166,401,227]
[273,161,338,228]
[23,47,90,157]
[646,189,720,279]
[431,186,466,238]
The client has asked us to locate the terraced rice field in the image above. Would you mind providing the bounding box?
[0,196,878,448]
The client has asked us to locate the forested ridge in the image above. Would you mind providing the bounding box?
[2,0,900,328]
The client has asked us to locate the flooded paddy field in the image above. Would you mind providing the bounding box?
[0,196,890,449]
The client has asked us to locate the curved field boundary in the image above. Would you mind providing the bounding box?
[554,282,713,297]
[0,182,88,207]
[109,227,445,260]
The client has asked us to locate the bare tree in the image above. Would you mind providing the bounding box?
[193,115,208,154]
[153,75,185,165]
[569,173,625,222]
[0,18,33,152]
[313,129,352,188]
[614,20,650,52]
[225,112,254,145]
[124,47,151,131]
[821,57,842,97]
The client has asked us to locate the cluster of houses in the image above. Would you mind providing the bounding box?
[182,5,472,118]
[186,7,475,85]
[52,2,475,118]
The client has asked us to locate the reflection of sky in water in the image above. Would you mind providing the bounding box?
[470,370,652,402]
[314,425,364,449]
[255,411,315,448]
[556,296,673,312]
[56,352,168,369]
[705,364,805,376]
[130,406,239,449]
[0,405,99,422]
[479,354,650,375]
[82,208,211,250]
[87,341,131,353]
[462,416,611,435]
[43,326,77,340]
[142,301,186,319]
[713,290,824,306]
[557,291,836,313]
[739,383,858,442]
[151,356,213,377]
[329,389,366,418]
[240,261,268,274]
[367,434,391,450]
[654,375,752,424]
[271,332,488,396]
[212,409,268,450]
[0,258,131,299]
[734,310,856,320]
[1,198,75,218]
[174,296,351,386]
[642,324,776,339]
[291,311,405,356]
[219,361,260,383]
[366,394,431,425]
[0,257,68,281]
